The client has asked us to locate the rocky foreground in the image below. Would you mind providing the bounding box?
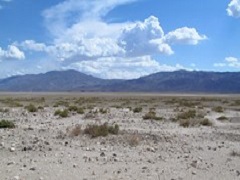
[0,94,240,180]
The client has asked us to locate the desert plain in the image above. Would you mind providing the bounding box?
[0,93,240,180]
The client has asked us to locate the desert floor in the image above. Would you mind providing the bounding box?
[0,93,240,180]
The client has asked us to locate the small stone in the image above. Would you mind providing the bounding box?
[192,171,196,175]
[0,142,4,147]
[7,161,15,165]
[73,164,77,168]
[13,176,20,180]
[30,167,36,171]
[9,147,15,152]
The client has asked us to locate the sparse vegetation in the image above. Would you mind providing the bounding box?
[83,123,119,138]
[54,109,69,118]
[69,125,82,137]
[25,104,38,113]
[127,134,141,147]
[133,107,142,113]
[0,108,9,113]
[212,106,224,113]
[0,120,15,129]
[177,109,196,120]
[99,108,108,114]
[199,118,212,126]
[143,110,163,121]
[217,116,228,121]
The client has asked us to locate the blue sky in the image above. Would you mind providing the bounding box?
[0,0,239,79]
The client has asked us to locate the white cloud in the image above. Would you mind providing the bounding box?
[227,0,240,18]
[214,57,240,68]
[67,56,187,79]
[0,45,25,61]
[119,16,173,56]
[164,27,207,45]
[10,0,205,79]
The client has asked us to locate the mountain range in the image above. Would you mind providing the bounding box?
[0,70,240,93]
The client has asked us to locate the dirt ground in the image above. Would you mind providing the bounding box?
[0,93,240,180]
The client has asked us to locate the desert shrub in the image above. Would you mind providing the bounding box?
[53,100,69,107]
[25,104,38,113]
[179,119,190,127]
[77,107,85,114]
[99,108,108,114]
[127,134,141,147]
[200,118,212,126]
[217,116,228,121]
[38,106,44,110]
[133,107,142,113]
[143,111,163,121]
[69,125,82,137]
[212,106,224,113]
[0,120,15,129]
[54,109,69,118]
[68,105,78,112]
[0,108,9,113]
[84,123,119,138]
[177,109,196,119]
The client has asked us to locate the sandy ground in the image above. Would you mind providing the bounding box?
[0,93,240,180]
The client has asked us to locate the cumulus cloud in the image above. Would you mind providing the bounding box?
[67,56,186,79]
[227,0,240,18]
[119,16,173,56]
[0,45,25,61]
[164,27,207,45]
[214,57,240,68]
[12,0,206,79]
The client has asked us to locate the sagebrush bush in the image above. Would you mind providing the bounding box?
[212,106,224,113]
[143,111,162,121]
[217,116,228,121]
[0,120,15,129]
[54,109,69,118]
[25,104,38,113]
[177,109,196,120]
[69,125,82,137]
[84,123,119,138]
[133,107,142,113]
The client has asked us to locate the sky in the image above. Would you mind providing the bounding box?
[0,0,239,79]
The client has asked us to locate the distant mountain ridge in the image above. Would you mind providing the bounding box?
[0,70,240,93]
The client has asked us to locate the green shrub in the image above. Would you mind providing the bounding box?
[99,108,108,114]
[0,120,15,129]
[177,109,196,119]
[200,118,212,126]
[68,106,78,112]
[54,109,69,118]
[25,104,38,113]
[133,107,142,113]
[77,107,85,114]
[143,111,163,121]
[179,119,190,127]
[84,123,119,138]
[212,106,224,113]
[217,116,228,121]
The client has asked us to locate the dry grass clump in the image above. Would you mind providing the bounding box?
[179,118,212,127]
[68,125,82,137]
[99,108,108,114]
[54,109,69,118]
[212,106,224,113]
[84,123,119,138]
[53,100,69,107]
[127,134,141,147]
[68,106,85,114]
[25,104,38,113]
[0,108,9,113]
[199,118,212,126]
[177,109,196,119]
[143,110,163,121]
[0,120,15,129]
[217,116,228,121]
[133,107,142,113]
